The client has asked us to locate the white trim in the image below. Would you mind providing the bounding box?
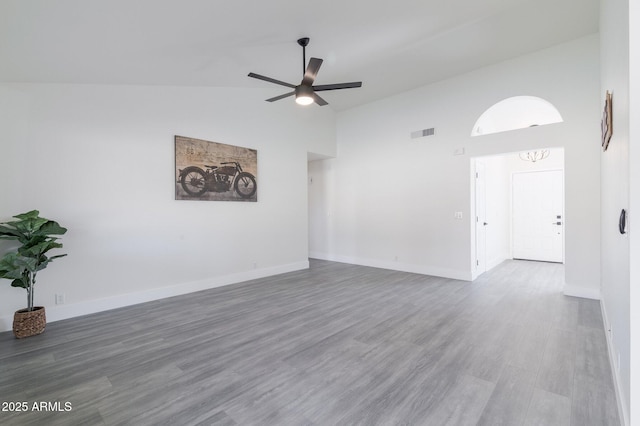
[0,261,309,333]
[309,252,472,281]
[601,301,629,426]
[562,283,601,300]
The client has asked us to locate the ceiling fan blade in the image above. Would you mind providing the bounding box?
[265,91,295,102]
[313,82,362,92]
[248,72,296,89]
[302,58,323,86]
[312,93,328,106]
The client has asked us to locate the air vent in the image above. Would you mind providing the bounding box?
[410,128,435,139]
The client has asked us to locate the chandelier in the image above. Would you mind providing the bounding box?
[519,150,550,162]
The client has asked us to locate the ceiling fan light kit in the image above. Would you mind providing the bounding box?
[248,37,362,106]
[295,85,314,105]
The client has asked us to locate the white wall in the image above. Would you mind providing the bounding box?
[0,87,28,208]
[600,0,631,423]
[0,84,336,331]
[309,35,600,292]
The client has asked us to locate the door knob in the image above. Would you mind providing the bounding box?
[483,222,488,226]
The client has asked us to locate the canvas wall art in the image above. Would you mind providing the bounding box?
[175,136,257,201]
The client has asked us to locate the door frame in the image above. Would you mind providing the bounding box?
[470,149,566,281]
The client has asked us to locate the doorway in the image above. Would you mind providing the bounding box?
[472,148,565,279]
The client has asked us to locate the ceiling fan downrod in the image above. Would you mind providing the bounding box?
[298,37,310,75]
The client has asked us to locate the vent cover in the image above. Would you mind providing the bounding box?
[410,128,435,139]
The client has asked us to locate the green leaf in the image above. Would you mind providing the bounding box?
[35,258,51,272]
[0,224,23,239]
[35,221,67,236]
[11,278,28,289]
[0,252,37,278]
[13,210,40,220]
[24,240,64,257]
[18,217,49,234]
[48,254,68,261]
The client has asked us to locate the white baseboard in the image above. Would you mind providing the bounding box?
[563,283,601,300]
[0,261,309,333]
[600,301,629,426]
[309,252,472,281]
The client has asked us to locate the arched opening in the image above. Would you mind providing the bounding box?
[471,96,563,136]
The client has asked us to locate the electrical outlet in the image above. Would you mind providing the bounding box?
[55,293,65,305]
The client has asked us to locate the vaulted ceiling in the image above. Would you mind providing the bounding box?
[0,0,598,111]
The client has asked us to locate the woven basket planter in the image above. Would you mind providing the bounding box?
[13,306,46,339]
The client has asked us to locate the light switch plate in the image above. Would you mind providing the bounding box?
[454,147,465,156]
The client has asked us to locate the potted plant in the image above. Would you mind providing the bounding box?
[0,210,67,338]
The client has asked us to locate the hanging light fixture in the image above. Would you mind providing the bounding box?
[519,150,550,162]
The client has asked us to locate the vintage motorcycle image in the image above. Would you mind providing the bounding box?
[178,161,257,199]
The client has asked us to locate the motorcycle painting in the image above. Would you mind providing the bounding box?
[175,136,257,202]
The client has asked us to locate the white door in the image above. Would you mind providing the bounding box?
[475,162,487,273]
[512,170,564,262]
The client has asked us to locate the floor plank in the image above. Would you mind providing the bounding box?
[523,388,572,426]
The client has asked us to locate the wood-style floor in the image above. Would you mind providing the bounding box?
[0,259,620,425]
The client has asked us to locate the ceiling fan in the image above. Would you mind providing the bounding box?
[248,37,362,106]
